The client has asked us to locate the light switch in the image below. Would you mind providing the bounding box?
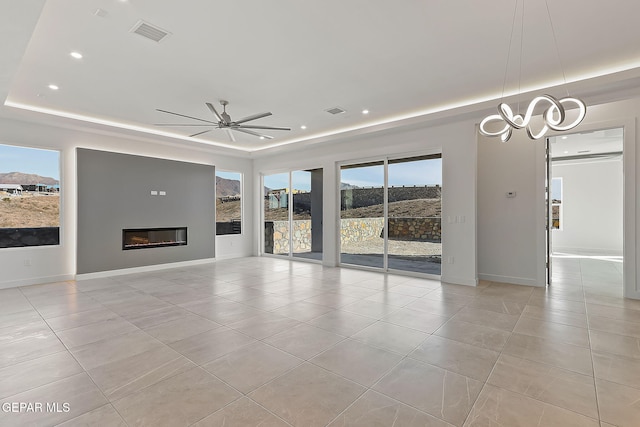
[150,190,158,196]
[159,191,166,196]
[506,191,516,198]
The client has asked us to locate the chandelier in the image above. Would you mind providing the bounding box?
[479,0,586,142]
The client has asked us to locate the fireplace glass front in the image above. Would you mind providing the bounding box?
[122,227,187,250]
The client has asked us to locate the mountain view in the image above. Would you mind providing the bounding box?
[215,176,241,197]
[0,172,59,185]
[340,182,359,190]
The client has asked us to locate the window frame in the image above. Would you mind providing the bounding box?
[215,170,243,236]
[0,143,62,249]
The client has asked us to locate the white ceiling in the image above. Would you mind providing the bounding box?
[3,0,640,154]
[550,127,623,158]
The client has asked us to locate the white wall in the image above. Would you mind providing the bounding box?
[477,130,546,286]
[0,116,253,288]
[552,158,623,254]
[253,120,478,287]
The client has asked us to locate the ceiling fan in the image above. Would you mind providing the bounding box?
[155,100,291,141]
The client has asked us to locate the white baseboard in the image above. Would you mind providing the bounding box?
[441,275,478,287]
[478,273,544,287]
[0,274,75,290]
[76,258,216,280]
[215,252,252,260]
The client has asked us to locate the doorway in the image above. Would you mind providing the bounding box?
[547,128,624,296]
[339,154,442,276]
[263,168,324,261]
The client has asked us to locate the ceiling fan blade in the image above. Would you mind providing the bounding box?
[236,125,291,131]
[189,129,212,137]
[205,102,226,124]
[233,112,272,125]
[225,129,236,142]
[156,109,217,124]
[154,123,215,126]
[232,128,274,139]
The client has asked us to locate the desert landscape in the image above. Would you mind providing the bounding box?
[262,198,441,221]
[0,194,60,228]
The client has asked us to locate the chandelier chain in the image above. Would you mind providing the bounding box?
[500,0,520,103]
[544,0,570,97]
[517,0,525,113]
[479,0,587,142]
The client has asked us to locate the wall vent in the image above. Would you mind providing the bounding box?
[325,107,346,115]
[130,20,171,43]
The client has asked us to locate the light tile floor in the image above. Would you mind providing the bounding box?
[0,256,638,426]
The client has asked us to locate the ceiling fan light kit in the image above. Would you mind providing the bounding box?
[479,0,587,143]
[156,100,291,141]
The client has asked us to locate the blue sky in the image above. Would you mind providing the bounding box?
[264,173,291,191]
[216,170,242,181]
[0,144,60,180]
[342,159,442,187]
[263,171,313,192]
[263,159,442,191]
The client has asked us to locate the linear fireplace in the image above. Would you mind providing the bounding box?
[122,227,187,250]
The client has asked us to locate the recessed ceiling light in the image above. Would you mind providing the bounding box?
[260,136,265,140]
[300,125,307,130]
[563,151,569,154]
[48,84,59,90]
[70,51,83,59]
[362,109,369,115]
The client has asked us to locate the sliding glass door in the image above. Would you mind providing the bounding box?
[264,173,289,256]
[340,161,385,268]
[387,156,442,274]
[263,169,323,261]
[340,154,442,275]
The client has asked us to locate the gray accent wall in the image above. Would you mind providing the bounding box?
[77,148,215,274]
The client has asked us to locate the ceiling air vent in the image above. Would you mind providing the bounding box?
[130,20,171,43]
[325,107,346,115]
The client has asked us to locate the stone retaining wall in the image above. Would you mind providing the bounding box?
[340,218,385,244]
[388,217,441,242]
[264,217,441,254]
[341,186,441,210]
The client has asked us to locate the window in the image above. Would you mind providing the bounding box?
[262,169,324,260]
[216,171,242,235]
[340,154,442,275]
[551,177,563,230]
[0,144,60,248]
